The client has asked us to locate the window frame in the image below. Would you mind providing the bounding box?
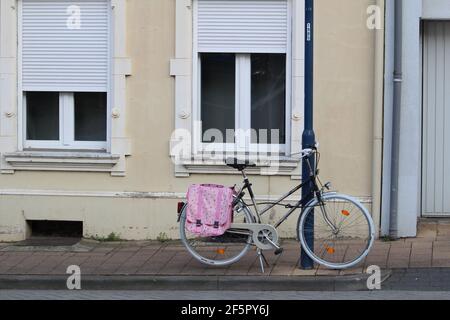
[17,0,112,153]
[195,53,291,154]
[192,0,292,156]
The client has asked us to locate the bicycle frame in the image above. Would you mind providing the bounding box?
[234,153,324,230]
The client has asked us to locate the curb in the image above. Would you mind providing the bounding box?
[0,271,392,291]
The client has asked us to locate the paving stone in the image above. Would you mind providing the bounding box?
[102,252,136,265]
[29,255,69,274]
[432,259,450,267]
[49,256,90,275]
[5,254,50,274]
[433,238,450,244]
[226,253,258,276]
[412,242,433,249]
[136,250,177,275]
[366,251,389,258]
[411,249,432,256]
[179,259,209,275]
[339,266,364,276]
[409,260,432,268]
[114,256,153,275]
[389,247,411,254]
[437,224,450,236]
[410,255,432,263]
[389,242,412,249]
[432,253,450,261]
[369,246,390,254]
[372,242,391,249]
[387,259,410,268]
[114,247,142,253]
[365,259,386,267]
[93,264,123,275]
[270,252,298,276]
[247,258,278,276]
[203,266,230,276]
[316,268,340,276]
[91,247,116,253]
[159,252,193,275]
[436,235,450,241]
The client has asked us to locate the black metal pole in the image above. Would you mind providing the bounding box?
[300,0,315,270]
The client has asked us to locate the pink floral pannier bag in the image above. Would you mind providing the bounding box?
[185,184,234,237]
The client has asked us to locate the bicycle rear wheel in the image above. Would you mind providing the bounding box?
[180,202,254,267]
[298,193,375,269]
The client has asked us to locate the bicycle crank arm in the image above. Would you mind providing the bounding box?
[230,223,279,251]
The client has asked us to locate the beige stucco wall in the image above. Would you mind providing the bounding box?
[315,0,375,197]
[0,0,378,241]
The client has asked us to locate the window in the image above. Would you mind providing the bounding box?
[194,0,291,153]
[1,0,129,175]
[20,0,110,151]
[200,53,287,145]
[24,92,107,149]
[171,0,303,177]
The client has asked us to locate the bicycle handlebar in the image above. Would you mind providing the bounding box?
[301,148,315,157]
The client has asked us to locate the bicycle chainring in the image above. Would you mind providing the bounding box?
[253,225,279,251]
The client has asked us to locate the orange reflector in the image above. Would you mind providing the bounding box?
[217,249,226,255]
[342,210,350,217]
[326,247,335,254]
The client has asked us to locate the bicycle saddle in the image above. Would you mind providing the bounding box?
[226,158,256,171]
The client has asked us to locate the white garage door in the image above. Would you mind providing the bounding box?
[423,21,450,216]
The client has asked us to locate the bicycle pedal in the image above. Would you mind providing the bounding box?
[274,248,284,256]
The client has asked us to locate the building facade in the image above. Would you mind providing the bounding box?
[0,0,381,242]
[383,0,450,238]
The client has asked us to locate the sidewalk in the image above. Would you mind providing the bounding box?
[0,220,449,290]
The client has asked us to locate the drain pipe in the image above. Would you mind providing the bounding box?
[390,0,403,238]
[371,0,385,238]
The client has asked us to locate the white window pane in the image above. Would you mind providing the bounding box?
[251,54,286,144]
[26,92,60,141]
[201,53,235,143]
[74,92,107,142]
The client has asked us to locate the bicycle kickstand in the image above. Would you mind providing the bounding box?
[257,249,270,274]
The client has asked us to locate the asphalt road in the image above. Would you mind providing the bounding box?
[0,290,450,300]
[2,268,450,300]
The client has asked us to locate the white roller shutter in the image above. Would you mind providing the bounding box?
[21,0,110,92]
[196,0,289,53]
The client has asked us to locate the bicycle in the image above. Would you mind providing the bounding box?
[178,147,375,272]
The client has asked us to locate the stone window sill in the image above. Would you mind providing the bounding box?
[2,151,121,174]
[173,155,302,179]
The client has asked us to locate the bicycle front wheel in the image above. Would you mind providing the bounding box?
[180,202,254,267]
[298,193,375,269]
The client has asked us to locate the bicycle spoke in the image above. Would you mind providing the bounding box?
[299,194,374,269]
[180,205,254,266]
